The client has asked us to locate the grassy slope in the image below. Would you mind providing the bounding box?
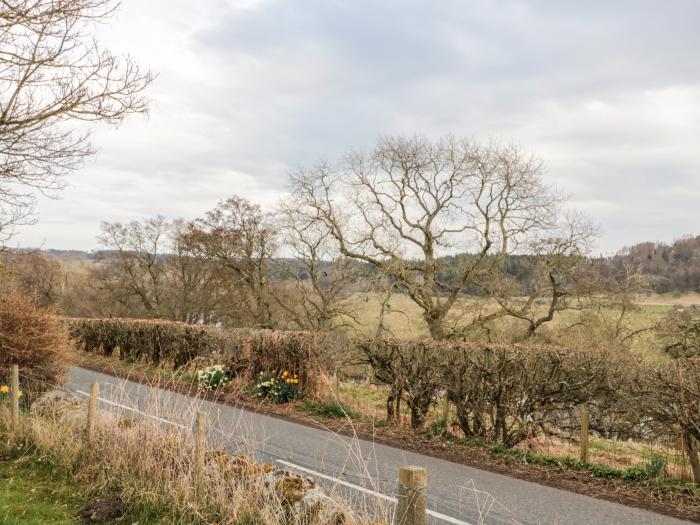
[0,451,161,525]
[0,455,86,525]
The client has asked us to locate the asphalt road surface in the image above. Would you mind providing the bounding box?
[66,367,692,525]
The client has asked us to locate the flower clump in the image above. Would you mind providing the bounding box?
[0,384,21,398]
[254,370,301,403]
[196,365,230,391]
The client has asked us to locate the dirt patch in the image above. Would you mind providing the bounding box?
[73,351,700,523]
[78,495,126,524]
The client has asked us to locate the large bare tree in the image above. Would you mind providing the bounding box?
[186,196,278,329]
[0,0,152,240]
[291,135,560,340]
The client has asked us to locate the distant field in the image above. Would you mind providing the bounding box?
[635,292,700,307]
[339,292,682,361]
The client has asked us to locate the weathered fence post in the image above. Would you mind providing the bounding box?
[579,404,590,464]
[86,382,99,443]
[193,411,207,491]
[395,466,427,525]
[440,395,450,433]
[10,364,19,425]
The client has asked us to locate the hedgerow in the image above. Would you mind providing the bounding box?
[66,318,700,482]
[65,318,327,394]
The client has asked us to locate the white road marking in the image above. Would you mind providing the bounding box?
[75,389,187,429]
[275,459,472,525]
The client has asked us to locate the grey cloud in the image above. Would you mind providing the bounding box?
[16,0,700,253]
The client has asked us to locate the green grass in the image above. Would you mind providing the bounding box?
[299,400,357,419]
[0,454,87,525]
[0,450,163,525]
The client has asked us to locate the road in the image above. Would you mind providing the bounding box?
[66,367,692,525]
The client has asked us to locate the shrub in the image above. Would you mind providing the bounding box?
[356,338,444,428]
[196,365,230,390]
[65,317,239,369]
[441,343,623,446]
[658,308,700,358]
[0,291,69,389]
[236,330,331,396]
[253,370,301,403]
[639,358,700,482]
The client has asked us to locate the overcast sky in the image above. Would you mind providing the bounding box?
[15,0,700,254]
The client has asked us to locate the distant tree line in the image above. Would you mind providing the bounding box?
[603,236,700,293]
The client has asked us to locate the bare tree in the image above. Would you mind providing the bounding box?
[476,211,599,339]
[274,197,360,332]
[186,196,277,329]
[0,0,152,239]
[291,135,558,340]
[96,217,228,323]
[0,250,64,305]
[97,216,169,317]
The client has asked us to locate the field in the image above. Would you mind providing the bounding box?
[338,292,698,361]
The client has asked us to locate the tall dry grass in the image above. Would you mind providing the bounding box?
[0,385,387,525]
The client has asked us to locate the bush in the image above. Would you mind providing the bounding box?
[639,358,700,482]
[65,317,239,369]
[196,365,230,390]
[0,291,69,389]
[442,343,624,446]
[253,370,301,403]
[658,308,700,358]
[356,338,444,428]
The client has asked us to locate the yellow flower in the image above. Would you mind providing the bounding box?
[282,371,288,378]
[0,385,8,394]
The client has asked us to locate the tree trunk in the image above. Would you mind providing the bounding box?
[386,387,401,423]
[409,404,425,429]
[684,431,700,484]
[425,311,447,340]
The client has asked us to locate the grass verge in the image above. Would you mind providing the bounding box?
[0,453,86,525]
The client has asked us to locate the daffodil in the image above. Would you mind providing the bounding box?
[0,385,9,394]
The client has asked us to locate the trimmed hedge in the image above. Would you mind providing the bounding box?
[357,337,641,440]
[65,318,328,393]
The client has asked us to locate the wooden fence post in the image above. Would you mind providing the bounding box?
[10,364,19,425]
[441,395,450,433]
[395,466,427,525]
[193,411,207,491]
[86,382,99,443]
[579,404,590,464]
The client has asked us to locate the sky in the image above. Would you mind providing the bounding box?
[15,0,700,254]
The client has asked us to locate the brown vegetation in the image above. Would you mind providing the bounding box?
[0,291,69,386]
[65,317,330,394]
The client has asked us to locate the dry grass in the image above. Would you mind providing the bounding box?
[0,386,389,525]
[340,292,673,360]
